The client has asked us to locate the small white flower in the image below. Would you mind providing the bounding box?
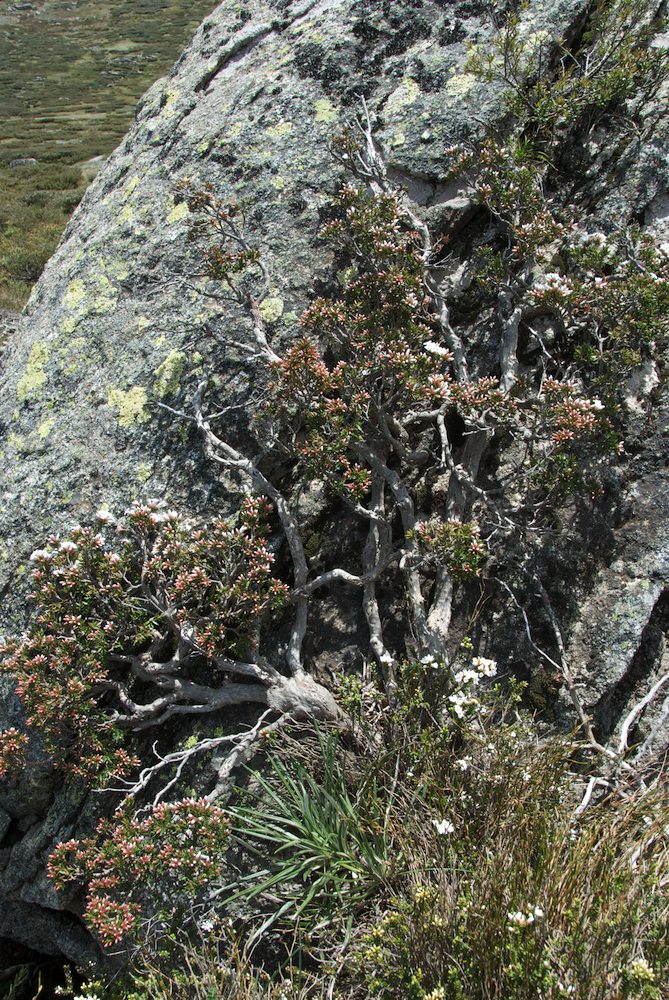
[29,549,51,562]
[432,818,455,835]
[95,509,115,524]
[472,656,497,676]
[420,654,438,666]
[424,340,451,357]
[454,668,480,686]
[455,757,471,771]
[629,957,656,982]
[59,540,78,554]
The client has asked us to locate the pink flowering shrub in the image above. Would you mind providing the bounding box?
[261,180,618,520]
[0,498,286,782]
[266,183,452,501]
[449,138,568,260]
[48,799,229,946]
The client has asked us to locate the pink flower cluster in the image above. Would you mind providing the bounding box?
[48,799,229,947]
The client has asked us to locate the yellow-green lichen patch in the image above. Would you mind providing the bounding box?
[167,200,190,225]
[119,204,135,225]
[272,175,286,191]
[36,416,55,440]
[17,341,50,402]
[59,316,79,336]
[445,71,478,99]
[266,120,292,139]
[259,296,284,323]
[87,271,117,316]
[106,259,130,282]
[58,335,87,375]
[385,77,420,116]
[107,386,150,428]
[390,131,406,147]
[154,349,186,398]
[314,98,338,123]
[123,176,141,200]
[136,461,153,484]
[64,278,86,311]
[226,122,243,140]
[160,88,180,118]
[7,432,25,453]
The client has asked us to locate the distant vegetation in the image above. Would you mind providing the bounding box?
[0,0,218,312]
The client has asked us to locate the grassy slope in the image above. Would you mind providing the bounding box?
[0,0,217,311]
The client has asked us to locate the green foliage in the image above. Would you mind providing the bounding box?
[465,0,669,144]
[110,697,669,999]
[226,728,393,941]
[334,705,668,999]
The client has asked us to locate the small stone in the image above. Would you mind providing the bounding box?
[8,157,38,168]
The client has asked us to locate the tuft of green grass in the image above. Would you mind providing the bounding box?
[225,727,394,943]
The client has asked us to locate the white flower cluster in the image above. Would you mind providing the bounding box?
[432,818,455,836]
[95,509,116,525]
[532,271,573,298]
[628,957,656,983]
[424,340,451,358]
[448,656,498,718]
[420,653,444,669]
[29,549,52,562]
[507,904,544,927]
[471,655,497,676]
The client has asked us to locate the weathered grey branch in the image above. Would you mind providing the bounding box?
[193,378,309,676]
[618,667,669,754]
[498,288,522,394]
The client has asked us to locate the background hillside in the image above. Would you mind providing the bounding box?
[0,0,216,311]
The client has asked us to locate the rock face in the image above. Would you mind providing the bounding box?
[1,0,669,965]
[0,0,585,633]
